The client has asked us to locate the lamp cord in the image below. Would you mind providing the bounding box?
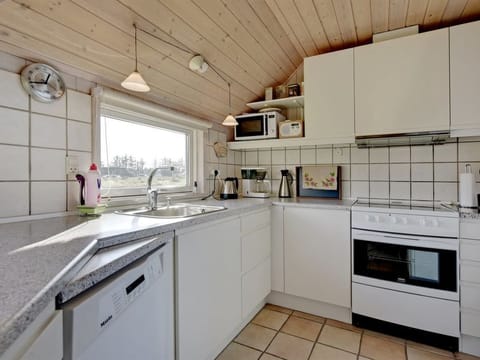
[134,23,138,72]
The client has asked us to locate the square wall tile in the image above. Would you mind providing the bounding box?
[390,163,410,181]
[245,150,258,166]
[370,164,389,181]
[434,163,457,182]
[218,132,227,144]
[0,145,29,180]
[31,114,66,149]
[0,51,26,73]
[351,164,368,181]
[31,148,66,180]
[434,182,458,202]
[259,150,271,165]
[67,151,92,176]
[0,107,29,145]
[31,95,66,118]
[390,182,410,200]
[234,150,243,165]
[412,182,433,201]
[272,149,285,165]
[316,147,332,164]
[459,142,480,162]
[271,166,284,180]
[351,147,369,163]
[411,163,433,182]
[286,148,300,165]
[434,143,457,162]
[300,147,315,164]
[333,146,350,163]
[0,70,29,110]
[226,149,235,165]
[67,120,91,151]
[342,181,350,199]
[67,90,91,123]
[0,182,29,217]
[67,180,80,211]
[340,165,350,180]
[31,182,66,214]
[390,146,410,163]
[370,148,389,163]
[411,145,433,163]
[76,79,94,93]
[351,181,369,199]
[370,182,389,199]
[207,145,217,163]
[207,129,217,145]
[458,162,480,181]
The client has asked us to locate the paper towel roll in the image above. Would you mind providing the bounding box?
[459,172,475,207]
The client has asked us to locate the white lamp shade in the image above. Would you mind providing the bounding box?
[222,114,238,126]
[121,71,150,92]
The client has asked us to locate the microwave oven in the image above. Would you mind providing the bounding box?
[234,112,285,141]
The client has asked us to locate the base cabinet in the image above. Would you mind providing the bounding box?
[176,218,242,360]
[284,207,351,308]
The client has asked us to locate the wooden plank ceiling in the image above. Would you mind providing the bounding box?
[0,0,479,124]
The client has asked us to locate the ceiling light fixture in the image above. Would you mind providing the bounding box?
[188,55,209,74]
[222,82,238,126]
[121,24,150,92]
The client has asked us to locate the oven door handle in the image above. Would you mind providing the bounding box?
[352,231,458,250]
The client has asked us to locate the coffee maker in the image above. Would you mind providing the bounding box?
[241,168,271,198]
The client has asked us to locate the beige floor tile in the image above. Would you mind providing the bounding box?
[360,334,406,360]
[266,332,314,360]
[456,353,480,360]
[260,354,283,360]
[265,303,293,315]
[292,311,325,323]
[216,342,261,360]
[317,324,361,354]
[363,329,405,344]
[325,318,362,333]
[235,323,277,351]
[309,343,357,360]
[252,309,289,330]
[406,341,454,358]
[281,316,322,341]
[407,347,453,360]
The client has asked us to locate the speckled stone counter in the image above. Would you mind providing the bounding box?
[0,197,272,355]
[272,197,355,210]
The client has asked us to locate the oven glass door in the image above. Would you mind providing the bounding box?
[354,239,457,291]
[236,115,266,137]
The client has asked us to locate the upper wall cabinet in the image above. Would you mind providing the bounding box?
[450,21,480,137]
[354,28,450,137]
[304,48,354,144]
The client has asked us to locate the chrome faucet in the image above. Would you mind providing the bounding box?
[147,168,161,210]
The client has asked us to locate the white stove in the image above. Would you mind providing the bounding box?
[351,200,460,351]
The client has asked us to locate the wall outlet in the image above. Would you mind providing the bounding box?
[66,155,79,175]
[211,169,219,177]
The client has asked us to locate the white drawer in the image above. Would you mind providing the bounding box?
[241,209,270,234]
[461,283,480,311]
[462,261,480,284]
[242,225,271,273]
[461,220,480,240]
[461,239,480,262]
[242,257,271,319]
[461,308,480,337]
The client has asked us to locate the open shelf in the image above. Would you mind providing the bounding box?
[246,96,304,110]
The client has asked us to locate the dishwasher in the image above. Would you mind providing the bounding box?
[61,237,174,360]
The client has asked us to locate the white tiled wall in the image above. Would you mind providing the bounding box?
[240,140,480,205]
[0,52,94,218]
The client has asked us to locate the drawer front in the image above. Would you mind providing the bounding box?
[242,225,271,273]
[461,221,480,240]
[461,239,480,262]
[461,261,480,284]
[241,209,270,234]
[242,258,271,319]
[461,309,480,337]
[461,283,480,311]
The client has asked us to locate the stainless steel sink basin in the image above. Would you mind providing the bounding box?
[116,203,226,218]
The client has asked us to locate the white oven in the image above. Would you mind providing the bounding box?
[351,202,460,351]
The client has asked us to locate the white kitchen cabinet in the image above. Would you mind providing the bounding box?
[354,28,449,136]
[450,20,480,137]
[284,206,351,307]
[304,48,354,144]
[271,206,284,292]
[176,217,242,360]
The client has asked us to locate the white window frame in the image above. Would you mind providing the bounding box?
[92,87,211,205]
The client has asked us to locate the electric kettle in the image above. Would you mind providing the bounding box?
[220,177,239,199]
[278,170,293,198]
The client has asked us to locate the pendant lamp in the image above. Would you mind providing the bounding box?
[122,24,150,92]
[222,82,238,126]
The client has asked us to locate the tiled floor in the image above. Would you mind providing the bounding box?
[216,304,480,360]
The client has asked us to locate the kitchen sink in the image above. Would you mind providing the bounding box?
[115,203,227,218]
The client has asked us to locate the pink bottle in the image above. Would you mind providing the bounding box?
[85,163,101,206]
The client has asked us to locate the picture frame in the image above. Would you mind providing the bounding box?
[296,166,342,199]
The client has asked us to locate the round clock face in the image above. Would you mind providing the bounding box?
[20,63,66,103]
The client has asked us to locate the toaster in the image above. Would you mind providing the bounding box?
[279,120,304,139]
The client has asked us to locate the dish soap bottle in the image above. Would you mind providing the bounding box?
[85,163,101,206]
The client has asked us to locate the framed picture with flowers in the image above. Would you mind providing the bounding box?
[295,165,342,199]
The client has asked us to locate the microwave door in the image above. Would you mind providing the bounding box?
[236,116,265,137]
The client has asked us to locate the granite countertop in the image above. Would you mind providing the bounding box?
[272,197,355,210]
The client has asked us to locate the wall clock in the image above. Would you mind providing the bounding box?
[20,63,66,103]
